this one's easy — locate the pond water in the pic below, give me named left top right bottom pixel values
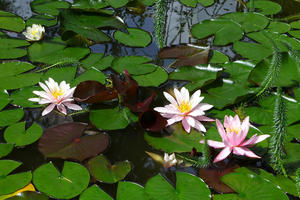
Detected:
left=0, top=0, right=300, bottom=200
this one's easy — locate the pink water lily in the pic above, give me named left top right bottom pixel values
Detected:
left=29, top=78, right=82, bottom=116
left=201, top=115, right=270, bottom=163
left=154, top=87, right=213, bottom=133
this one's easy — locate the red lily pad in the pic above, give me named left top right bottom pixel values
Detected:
left=158, top=45, right=210, bottom=68
left=73, top=81, right=118, bottom=103
left=126, top=91, right=156, bottom=113
left=38, top=122, right=109, bottom=161
left=198, top=164, right=239, bottom=193
left=139, top=110, right=167, bottom=132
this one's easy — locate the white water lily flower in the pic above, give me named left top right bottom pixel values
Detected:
left=29, top=78, right=82, bottom=116
left=154, top=87, right=214, bottom=133
left=163, top=153, right=177, bottom=168
left=23, top=24, right=45, bottom=41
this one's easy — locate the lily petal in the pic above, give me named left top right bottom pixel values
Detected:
left=64, top=102, right=82, bottom=110
left=163, top=92, right=178, bottom=106
left=200, top=140, right=225, bottom=149
left=182, top=117, right=191, bottom=133
left=241, top=134, right=270, bottom=146
left=42, top=103, right=56, bottom=116
left=233, top=147, right=260, bottom=158
left=167, top=115, right=183, bottom=126
left=213, top=147, right=232, bottom=163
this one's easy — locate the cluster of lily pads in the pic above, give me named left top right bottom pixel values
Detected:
left=0, top=0, right=300, bottom=200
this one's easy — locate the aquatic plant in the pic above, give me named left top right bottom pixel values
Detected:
left=22, top=24, right=45, bottom=41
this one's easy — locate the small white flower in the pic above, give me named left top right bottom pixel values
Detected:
left=163, top=153, right=177, bottom=168
left=23, top=24, right=45, bottom=41
left=29, top=78, right=82, bottom=116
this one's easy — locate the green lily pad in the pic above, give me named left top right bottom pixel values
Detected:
left=88, top=155, right=131, bottom=184
left=106, top=0, right=129, bottom=8
left=144, top=124, right=205, bottom=153
left=0, top=36, right=30, bottom=59
left=191, top=19, right=243, bottom=46
left=0, top=73, right=42, bottom=90
left=290, top=20, right=300, bottom=29
left=145, top=171, right=211, bottom=200
left=5, top=191, right=49, bottom=200
left=0, top=62, right=35, bottom=78
left=33, top=161, right=90, bottom=199
left=247, top=1, right=282, bottom=15
left=117, top=182, right=147, bottom=200
left=169, top=64, right=218, bottom=91
left=111, top=56, right=155, bottom=75
left=0, top=11, right=25, bottom=32
left=0, top=90, right=10, bottom=110
left=114, top=28, right=152, bottom=47
left=80, top=185, right=112, bottom=200
left=26, top=14, right=57, bottom=27
left=10, top=86, right=42, bottom=108
left=213, top=194, right=241, bottom=200
left=81, top=53, right=114, bottom=70
left=289, top=30, right=300, bottom=39
left=90, top=107, right=138, bottom=130
left=283, top=142, right=300, bottom=175
left=72, top=0, right=108, bottom=10
left=28, top=37, right=90, bottom=64
left=132, top=67, right=168, bottom=87
left=0, top=160, right=32, bottom=196
left=267, top=22, right=291, bottom=34
left=180, top=0, right=214, bottom=7
left=0, top=143, right=14, bottom=158
left=73, top=68, right=106, bottom=85
left=4, top=122, right=43, bottom=147
left=41, top=66, right=77, bottom=83
left=221, top=12, right=269, bottom=33
left=0, top=109, right=24, bottom=128
left=221, top=171, right=289, bottom=200
left=210, top=50, right=229, bottom=64
left=31, top=0, right=70, bottom=16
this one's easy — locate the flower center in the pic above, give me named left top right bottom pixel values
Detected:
left=52, top=88, right=64, bottom=99
left=32, top=30, right=37, bottom=36
left=226, top=127, right=241, bottom=134
left=178, top=101, right=192, bottom=114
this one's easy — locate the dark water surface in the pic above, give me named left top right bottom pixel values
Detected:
left=1, top=0, right=300, bottom=199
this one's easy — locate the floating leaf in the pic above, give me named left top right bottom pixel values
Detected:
left=0, top=62, right=35, bottom=78
left=28, top=37, right=90, bottom=64
left=38, top=122, right=109, bottom=161
left=73, top=81, right=117, bottom=103
left=0, top=73, right=42, bottom=90
left=81, top=53, right=114, bottom=70
left=80, top=185, right=112, bottom=200
left=210, top=50, right=229, bottom=64
left=144, top=123, right=205, bottom=153
left=4, top=122, right=42, bottom=147
left=33, top=161, right=90, bottom=199
left=159, top=45, right=210, bottom=68
left=26, top=14, right=57, bottom=27
left=139, top=110, right=167, bottom=132
left=221, top=12, right=269, bottom=33
left=132, top=67, right=168, bottom=87
left=0, top=160, right=32, bottom=196
left=0, top=35, right=29, bottom=59
left=73, top=69, right=106, bottom=85
left=191, top=19, right=243, bottom=46
left=72, top=0, right=108, bottom=10
left=31, top=0, right=70, bottom=16
left=145, top=171, right=211, bottom=200
left=0, top=184, right=35, bottom=200
left=88, top=155, right=131, bottom=184
left=90, top=107, right=138, bottom=130
left=246, top=1, right=282, bottom=15
left=267, top=22, right=291, bottom=34
left=221, top=171, right=289, bottom=200
left=0, top=143, right=13, bottom=158
left=0, top=11, right=25, bottom=32
left=114, top=28, right=152, bottom=47
left=10, top=86, right=42, bottom=108
left=5, top=191, right=48, bottom=200
left=0, top=109, right=24, bottom=128
left=106, top=0, right=129, bottom=8
left=0, top=90, right=10, bottom=110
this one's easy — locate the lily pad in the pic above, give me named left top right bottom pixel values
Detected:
left=28, top=37, right=90, bottom=64
left=33, top=161, right=90, bottom=199
left=5, top=191, right=49, bottom=200
left=0, top=109, right=24, bottom=128
left=0, top=90, right=10, bottom=110
left=132, top=67, right=168, bottom=87
left=0, top=11, right=25, bottom=32
left=0, top=160, right=32, bottom=196
left=88, top=155, right=131, bottom=184
left=10, top=86, right=42, bottom=108
left=80, top=185, right=112, bottom=200
left=117, top=182, right=147, bottom=200
left=4, top=122, right=42, bottom=147
left=0, top=143, right=14, bottom=158
left=38, top=122, right=109, bottom=161
left=73, top=69, right=106, bottom=85
left=0, top=36, right=30, bottom=59
left=90, top=107, right=138, bottom=130
left=267, top=22, right=291, bottom=34
left=191, top=19, right=243, bottom=46
left=0, top=62, right=35, bottom=78
left=31, top=0, right=70, bottom=16
left=106, top=0, right=129, bottom=8
left=81, top=53, right=114, bottom=70
left=0, top=73, right=41, bottom=90
left=26, top=14, right=57, bottom=27
left=210, top=50, right=229, bottom=64
left=114, top=28, right=152, bottom=47
left=246, top=1, right=282, bottom=15
left=145, top=171, right=211, bottom=200
left=42, top=66, right=77, bottom=83
left=144, top=123, right=205, bottom=153
left=221, top=12, right=269, bottom=33
left=221, top=171, right=289, bottom=200
left=72, top=0, right=108, bottom=10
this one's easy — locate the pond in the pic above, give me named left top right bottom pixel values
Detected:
left=0, top=0, right=300, bottom=199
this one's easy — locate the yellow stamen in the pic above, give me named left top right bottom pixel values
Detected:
left=226, top=127, right=241, bottom=134
left=178, top=101, right=192, bottom=114
left=52, top=88, right=64, bottom=99
left=32, top=30, right=37, bottom=36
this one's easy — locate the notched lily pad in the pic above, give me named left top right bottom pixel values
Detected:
left=88, top=155, right=131, bottom=184
left=114, top=28, right=152, bottom=47
left=38, top=122, right=110, bottom=161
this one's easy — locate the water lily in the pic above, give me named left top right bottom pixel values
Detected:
left=29, top=78, right=82, bottom=116
left=201, top=115, right=270, bottom=163
left=154, top=87, right=213, bottom=133
left=23, top=24, right=45, bottom=41
left=163, top=153, right=177, bottom=168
